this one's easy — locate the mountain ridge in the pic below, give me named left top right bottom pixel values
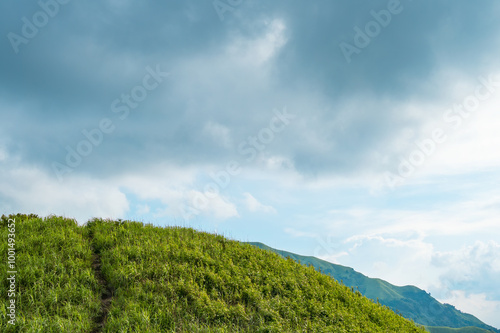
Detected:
left=246, top=242, right=499, bottom=333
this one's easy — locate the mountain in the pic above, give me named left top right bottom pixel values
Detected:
left=425, top=327, right=495, bottom=333
left=247, top=242, right=499, bottom=333
left=1, top=214, right=426, bottom=332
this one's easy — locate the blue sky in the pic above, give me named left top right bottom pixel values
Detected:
left=2, top=0, right=500, bottom=328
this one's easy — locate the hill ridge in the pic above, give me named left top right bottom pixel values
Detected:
left=1, top=214, right=426, bottom=332
left=246, top=242, right=499, bottom=333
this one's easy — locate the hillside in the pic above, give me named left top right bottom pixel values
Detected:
left=247, top=243, right=499, bottom=333
left=1, top=214, right=426, bottom=332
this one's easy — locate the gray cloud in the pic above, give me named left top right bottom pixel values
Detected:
left=1, top=0, right=500, bottom=181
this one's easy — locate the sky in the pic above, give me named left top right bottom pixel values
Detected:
left=1, top=0, right=500, bottom=328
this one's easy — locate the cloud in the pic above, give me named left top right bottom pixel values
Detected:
left=312, top=231, right=500, bottom=327
left=0, top=158, right=129, bottom=224
left=182, top=190, right=239, bottom=220
left=438, top=291, right=500, bottom=329
left=432, top=241, right=500, bottom=299
left=336, top=234, right=436, bottom=289
left=116, top=164, right=239, bottom=221
left=288, top=194, right=500, bottom=319
left=2, top=1, right=500, bottom=182
left=203, top=121, right=233, bottom=149
left=226, top=18, right=287, bottom=66
left=243, top=192, right=276, bottom=214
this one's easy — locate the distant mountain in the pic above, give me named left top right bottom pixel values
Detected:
left=426, top=327, right=495, bottom=333
left=247, top=242, right=499, bottom=333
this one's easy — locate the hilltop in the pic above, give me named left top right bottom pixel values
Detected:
left=1, top=214, right=426, bottom=332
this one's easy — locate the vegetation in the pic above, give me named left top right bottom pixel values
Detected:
left=0, top=214, right=101, bottom=332
left=1, top=214, right=428, bottom=332
left=247, top=242, right=499, bottom=333
left=425, top=327, right=494, bottom=333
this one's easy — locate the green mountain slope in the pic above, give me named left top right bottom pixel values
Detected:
left=247, top=242, right=499, bottom=333
left=426, top=327, right=494, bottom=333
left=2, top=214, right=426, bottom=332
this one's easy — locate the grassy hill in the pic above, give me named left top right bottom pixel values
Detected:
left=0, top=214, right=427, bottom=332
left=247, top=243, right=499, bottom=333
left=1, top=214, right=101, bottom=332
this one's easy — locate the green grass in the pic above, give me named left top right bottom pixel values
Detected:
left=2, top=214, right=428, bottom=332
left=0, top=214, right=101, bottom=332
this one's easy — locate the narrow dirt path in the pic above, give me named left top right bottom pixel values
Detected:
left=91, top=249, right=113, bottom=332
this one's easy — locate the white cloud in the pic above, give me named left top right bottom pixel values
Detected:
left=0, top=159, right=242, bottom=224
left=227, top=18, right=287, bottom=66
left=284, top=194, right=500, bottom=328
left=117, top=165, right=239, bottom=221
left=243, top=192, right=276, bottom=214
left=203, top=121, right=233, bottom=148
left=320, top=193, right=500, bottom=241
left=432, top=241, right=500, bottom=299
left=439, top=291, right=500, bottom=329
left=376, top=72, right=500, bottom=189
left=0, top=162, right=129, bottom=224
left=420, top=87, right=500, bottom=177
left=311, top=232, right=500, bottom=328
left=333, top=234, right=436, bottom=289
left=183, top=189, right=239, bottom=220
